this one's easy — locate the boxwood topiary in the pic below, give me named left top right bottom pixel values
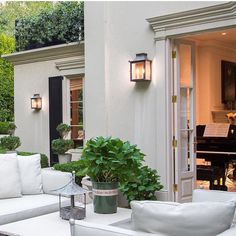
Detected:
left=52, top=139, right=74, bottom=155
left=0, top=136, right=21, bottom=150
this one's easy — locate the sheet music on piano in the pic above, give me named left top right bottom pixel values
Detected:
left=203, top=123, right=230, bottom=137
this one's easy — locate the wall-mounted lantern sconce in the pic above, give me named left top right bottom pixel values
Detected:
left=129, top=53, right=152, bottom=82
left=31, top=94, right=42, bottom=110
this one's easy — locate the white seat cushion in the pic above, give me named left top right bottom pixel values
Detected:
left=17, top=154, right=43, bottom=194
left=131, top=201, right=236, bottom=236
left=0, top=154, right=22, bottom=199
left=0, top=194, right=69, bottom=225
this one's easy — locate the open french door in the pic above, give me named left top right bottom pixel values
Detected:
left=172, top=40, right=196, bottom=202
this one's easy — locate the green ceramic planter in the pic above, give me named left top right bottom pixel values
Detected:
left=92, top=182, right=118, bottom=214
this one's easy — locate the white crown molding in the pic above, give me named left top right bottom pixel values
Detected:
left=147, top=2, right=236, bottom=41
left=2, top=42, right=84, bottom=65
left=55, top=56, right=85, bottom=71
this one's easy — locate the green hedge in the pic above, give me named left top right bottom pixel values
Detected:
left=15, top=2, right=84, bottom=51
left=53, top=161, right=83, bottom=185
left=0, top=34, right=15, bottom=121
left=0, top=122, right=10, bottom=134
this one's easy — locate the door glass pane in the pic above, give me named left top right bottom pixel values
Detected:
left=180, top=88, right=189, bottom=171
left=180, top=44, right=191, bottom=87
left=179, top=43, right=194, bottom=172
left=70, top=78, right=84, bottom=148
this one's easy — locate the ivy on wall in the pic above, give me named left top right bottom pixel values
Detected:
left=0, top=34, right=15, bottom=121
left=15, top=2, right=84, bottom=51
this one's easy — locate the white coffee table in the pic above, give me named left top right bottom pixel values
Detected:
left=0, top=204, right=131, bottom=236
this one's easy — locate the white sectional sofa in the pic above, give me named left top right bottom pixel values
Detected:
left=0, top=153, right=71, bottom=225
left=70, top=189, right=236, bottom=236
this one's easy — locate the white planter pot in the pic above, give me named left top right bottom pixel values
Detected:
left=6, top=150, right=17, bottom=154
left=58, top=153, right=72, bottom=164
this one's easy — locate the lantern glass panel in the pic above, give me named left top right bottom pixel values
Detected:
left=132, top=61, right=145, bottom=80
left=31, top=97, right=42, bottom=109
left=145, top=61, right=151, bottom=81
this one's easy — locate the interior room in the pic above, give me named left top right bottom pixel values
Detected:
left=183, top=28, right=236, bottom=191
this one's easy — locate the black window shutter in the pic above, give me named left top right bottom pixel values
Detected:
left=49, top=76, right=63, bottom=165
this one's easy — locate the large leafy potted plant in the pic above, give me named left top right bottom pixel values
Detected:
left=78, top=136, right=144, bottom=214
left=51, top=123, right=74, bottom=164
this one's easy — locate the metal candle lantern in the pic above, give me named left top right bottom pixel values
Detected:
left=31, top=94, right=42, bottom=110
left=53, top=171, right=89, bottom=220
left=129, top=53, right=152, bottom=82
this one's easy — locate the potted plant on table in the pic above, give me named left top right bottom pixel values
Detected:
left=77, top=136, right=144, bottom=214
left=52, top=123, right=74, bottom=164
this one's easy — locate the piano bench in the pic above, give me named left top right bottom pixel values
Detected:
left=197, top=165, right=222, bottom=190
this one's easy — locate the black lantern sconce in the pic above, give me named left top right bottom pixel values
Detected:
left=129, top=53, right=152, bottom=82
left=31, top=94, right=42, bottom=110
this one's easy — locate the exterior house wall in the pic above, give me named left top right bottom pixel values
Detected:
left=3, top=43, right=84, bottom=160
left=84, top=1, right=222, bottom=198
left=14, top=61, right=58, bottom=157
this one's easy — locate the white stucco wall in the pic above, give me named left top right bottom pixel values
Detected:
left=14, top=61, right=58, bottom=156
left=84, top=1, right=222, bottom=197
left=3, top=43, right=84, bottom=159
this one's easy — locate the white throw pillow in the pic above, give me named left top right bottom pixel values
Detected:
left=0, top=154, right=22, bottom=198
left=131, top=201, right=236, bottom=236
left=17, top=154, right=43, bottom=194
left=193, top=189, right=236, bottom=226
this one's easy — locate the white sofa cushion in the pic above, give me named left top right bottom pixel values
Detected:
left=41, top=168, right=71, bottom=195
left=17, top=154, right=43, bottom=194
left=72, top=221, right=161, bottom=236
left=193, top=189, right=236, bottom=226
left=0, top=154, right=22, bottom=199
left=217, top=225, right=236, bottom=236
left=131, top=201, right=236, bottom=236
left=0, top=194, right=69, bottom=225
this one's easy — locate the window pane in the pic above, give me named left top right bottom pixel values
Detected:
left=70, top=78, right=84, bottom=148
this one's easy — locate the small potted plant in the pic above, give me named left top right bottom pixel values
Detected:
left=78, top=136, right=144, bottom=214
left=52, top=123, right=74, bottom=164
left=0, top=135, right=21, bottom=153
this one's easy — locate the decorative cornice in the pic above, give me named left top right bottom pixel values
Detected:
left=2, top=42, right=84, bottom=65
left=147, top=2, right=236, bottom=40
left=55, top=56, right=85, bottom=71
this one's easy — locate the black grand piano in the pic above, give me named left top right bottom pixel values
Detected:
left=197, top=124, right=236, bottom=191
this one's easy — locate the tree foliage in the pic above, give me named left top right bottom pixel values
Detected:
left=15, top=2, right=84, bottom=51
left=0, top=1, right=54, bottom=36
left=0, top=34, right=15, bottom=121
left=0, top=1, right=54, bottom=121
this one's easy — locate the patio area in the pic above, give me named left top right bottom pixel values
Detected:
left=1, top=1, right=236, bottom=236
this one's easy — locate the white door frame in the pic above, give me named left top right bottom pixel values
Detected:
left=147, top=2, right=236, bottom=201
